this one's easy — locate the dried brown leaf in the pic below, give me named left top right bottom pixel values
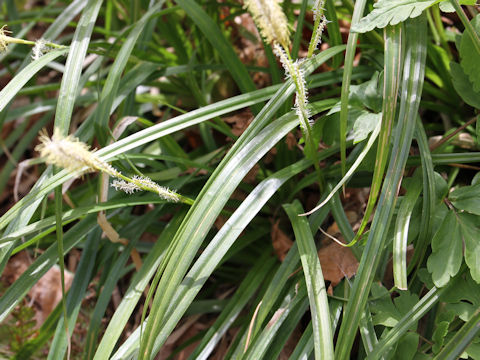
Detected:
left=271, top=220, right=293, bottom=261
left=318, top=241, right=358, bottom=288
left=2, top=251, right=74, bottom=326
left=224, top=109, right=253, bottom=137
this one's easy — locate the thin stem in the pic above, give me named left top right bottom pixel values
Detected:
left=430, top=116, right=478, bottom=151
left=432, top=5, right=453, bottom=59
left=54, top=183, right=71, bottom=360
left=4, top=35, right=67, bottom=49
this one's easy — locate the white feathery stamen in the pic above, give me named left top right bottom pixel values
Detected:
left=35, top=128, right=120, bottom=177
left=273, top=43, right=312, bottom=132
left=311, top=16, right=329, bottom=51
left=32, top=38, right=48, bottom=60
left=0, top=25, right=11, bottom=53
left=132, top=176, right=180, bottom=202
left=293, top=62, right=312, bottom=129
left=111, top=180, right=140, bottom=194
left=313, top=0, right=325, bottom=22
left=244, top=0, right=290, bottom=48
left=309, top=0, right=329, bottom=54
left=273, top=43, right=291, bottom=77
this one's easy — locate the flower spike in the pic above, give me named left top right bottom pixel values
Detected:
left=244, top=0, right=290, bottom=49
left=35, top=128, right=120, bottom=177
left=0, top=25, right=11, bottom=52
left=273, top=43, right=312, bottom=132
left=307, top=0, right=329, bottom=56
left=112, top=176, right=180, bottom=202
left=36, top=128, right=184, bottom=204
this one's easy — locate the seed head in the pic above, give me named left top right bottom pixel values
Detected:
left=244, top=0, right=290, bottom=49
left=273, top=44, right=312, bottom=131
left=312, top=0, right=326, bottom=22
left=111, top=180, right=140, bottom=194
left=0, top=25, right=11, bottom=53
left=307, top=0, right=329, bottom=56
left=112, top=176, right=180, bottom=202
left=35, top=128, right=120, bottom=177
left=310, top=16, right=329, bottom=52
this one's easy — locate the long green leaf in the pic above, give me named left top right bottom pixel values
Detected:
left=94, top=0, right=165, bottom=144
left=42, top=0, right=87, bottom=40
left=351, top=24, right=404, bottom=244
left=393, top=174, right=422, bottom=289
left=284, top=200, right=334, bottom=360
left=408, top=117, right=437, bottom=273
left=53, top=0, right=102, bottom=134
left=339, top=0, right=368, bottom=178
left=393, top=177, right=422, bottom=290
left=187, top=254, right=276, bottom=360
left=359, top=305, right=381, bottom=357
left=243, top=283, right=309, bottom=360
left=138, top=111, right=301, bottom=359
left=335, top=15, right=428, bottom=359
left=92, top=210, right=184, bottom=360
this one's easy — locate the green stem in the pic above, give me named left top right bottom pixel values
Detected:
left=432, top=5, right=453, bottom=60
left=4, top=35, right=68, bottom=50
left=339, top=0, right=368, bottom=180
left=54, top=183, right=71, bottom=359
left=427, top=8, right=441, bottom=45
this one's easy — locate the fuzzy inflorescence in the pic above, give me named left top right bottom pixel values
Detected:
left=244, top=0, right=290, bottom=49
left=312, top=0, right=326, bottom=21
left=111, top=179, right=139, bottom=194
left=32, top=38, right=49, bottom=60
left=0, top=25, right=11, bottom=52
left=35, top=129, right=120, bottom=177
left=309, top=0, right=330, bottom=54
left=112, top=176, right=180, bottom=202
left=273, top=43, right=312, bottom=132
left=36, top=129, right=181, bottom=203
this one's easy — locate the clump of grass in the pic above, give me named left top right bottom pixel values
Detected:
left=0, top=1, right=479, bottom=360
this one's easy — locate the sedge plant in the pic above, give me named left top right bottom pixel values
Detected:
left=0, top=1, right=479, bottom=360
